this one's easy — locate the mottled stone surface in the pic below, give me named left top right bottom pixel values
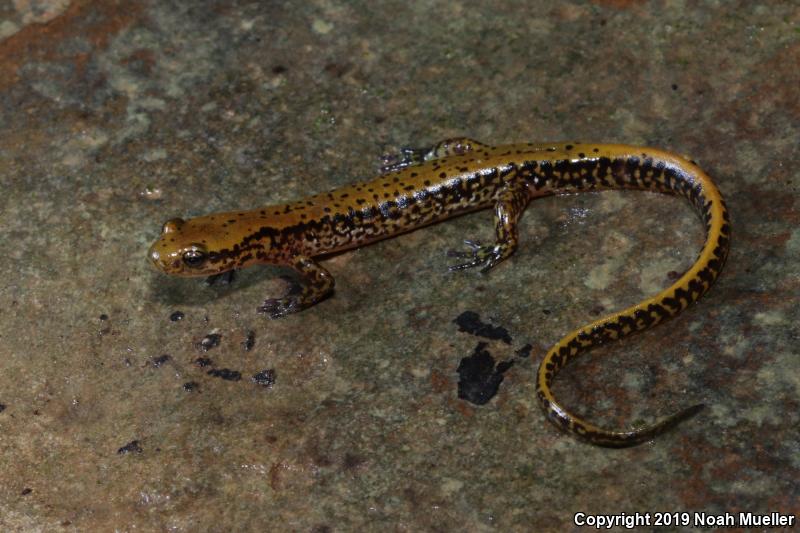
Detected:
left=0, top=1, right=798, bottom=530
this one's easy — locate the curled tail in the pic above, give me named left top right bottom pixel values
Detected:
left=535, top=147, right=731, bottom=447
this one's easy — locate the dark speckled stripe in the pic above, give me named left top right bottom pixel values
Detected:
left=149, top=139, right=730, bottom=447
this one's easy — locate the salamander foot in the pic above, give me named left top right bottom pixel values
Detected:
left=379, top=146, right=428, bottom=173
left=447, top=240, right=507, bottom=273
left=257, top=297, right=301, bottom=319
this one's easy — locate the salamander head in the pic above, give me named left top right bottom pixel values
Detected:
left=148, top=215, right=269, bottom=276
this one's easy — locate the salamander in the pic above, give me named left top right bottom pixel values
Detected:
left=148, top=138, right=730, bottom=447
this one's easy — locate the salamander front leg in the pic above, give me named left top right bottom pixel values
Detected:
left=448, top=181, right=531, bottom=273
left=380, top=137, right=488, bottom=173
left=257, top=256, right=335, bottom=318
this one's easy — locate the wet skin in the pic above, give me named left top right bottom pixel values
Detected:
left=149, top=138, right=730, bottom=447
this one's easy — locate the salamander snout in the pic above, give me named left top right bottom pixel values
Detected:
left=148, top=240, right=176, bottom=273
left=148, top=237, right=212, bottom=275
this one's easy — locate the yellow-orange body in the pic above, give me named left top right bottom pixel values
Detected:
left=149, top=138, right=730, bottom=447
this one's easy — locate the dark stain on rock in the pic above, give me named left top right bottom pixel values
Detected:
left=242, top=330, right=255, bottom=351
left=207, top=368, right=241, bottom=381
left=453, top=311, right=512, bottom=344
left=457, top=342, right=515, bottom=405
left=151, top=354, right=170, bottom=367
left=199, top=333, right=222, bottom=351
left=515, top=343, right=533, bottom=358
left=342, top=452, right=366, bottom=471
left=117, top=440, right=143, bottom=455
left=252, top=369, right=276, bottom=387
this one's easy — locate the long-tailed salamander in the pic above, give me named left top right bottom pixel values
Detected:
left=148, top=138, right=730, bottom=447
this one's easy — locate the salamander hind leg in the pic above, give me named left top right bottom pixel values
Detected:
left=448, top=181, right=531, bottom=273
left=380, top=137, right=487, bottom=173
left=257, top=256, right=335, bottom=318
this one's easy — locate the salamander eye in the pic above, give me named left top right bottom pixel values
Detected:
left=162, top=218, right=185, bottom=234
left=182, top=245, right=207, bottom=268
